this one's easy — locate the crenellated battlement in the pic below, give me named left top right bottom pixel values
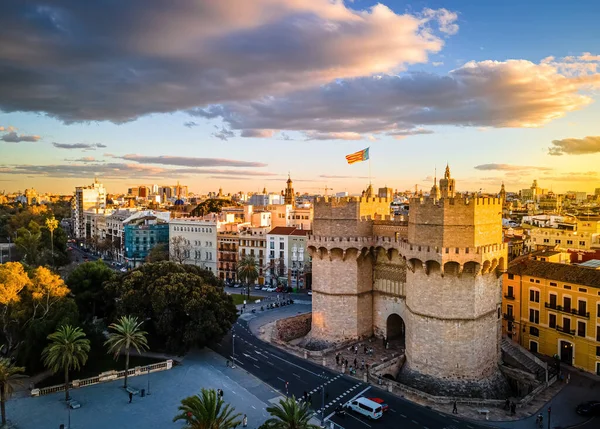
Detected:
left=315, top=196, right=392, bottom=205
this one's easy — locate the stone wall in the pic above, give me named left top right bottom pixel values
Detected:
left=276, top=313, right=312, bottom=342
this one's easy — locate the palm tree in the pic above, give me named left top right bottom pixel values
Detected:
left=263, top=396, right=319, bottom=429
left=42, top=325, right=90, bottom=402
left=0, top=357, right=25, bottom=425
left=237, top=255, right=259, bottom=299
left=104, top=316, right=149, bottom=388
left=173, top=388, right=241, bottom=429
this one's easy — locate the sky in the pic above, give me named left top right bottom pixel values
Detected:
left=1, top=0, right=600, bottom=196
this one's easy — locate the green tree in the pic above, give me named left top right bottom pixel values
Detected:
left=173, top=388, right=241, bottom=429
left=15, top=221, right=41, bottom=266
left=146, top=242, right=169, bottom=263
left=0, top=357, right=25, bottom=426
left=237, top=255, right=259, bottom=299
left=106, top=262, right=236, bottom=353
left=66, top=260, right=116, bottom=320
left=104, top=316, right=149, bottom=388
left=41, top=325, right=90, bottom=401
left=263, top=397, right=319, bottom=429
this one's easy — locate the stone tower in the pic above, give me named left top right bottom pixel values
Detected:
left=439, top=163, right=455, bottom=198
left=499, top=182, right=506, bottom=202
left=308, top=168, right=508, bottom=395
left=284, top=174, right=295, bottom=206
left=430, top=170, right=440, bottom=200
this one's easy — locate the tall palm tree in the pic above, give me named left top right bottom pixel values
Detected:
left=42, top=325, right=90, bottom=402
left=263, top=396, right=319, bottom=429
left=0, top=357, right=25, bottom=425
left=173, top=388, right=241, bottom=429
left=104, top=316, right=149, bottom=388
left=237, top=255, right=259, bottom=299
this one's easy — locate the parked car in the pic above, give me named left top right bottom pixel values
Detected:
left=307, top=291, right=313, bottom=295
left=576, top=401, right=600, bottom=416
left=233, top=283, right=240, bottom=288
left=254, top=285, right=262, bottom=290
left=261, top=286, right=269, bottom=291
left=266, top=287, right=277, bottom=292
left=367, top=397, right=389, bottom=412
left=275, top=287, right=283, bottom=292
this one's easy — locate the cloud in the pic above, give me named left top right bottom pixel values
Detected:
left=65, top=156, right=101, bottom=163
left=474, top=164, right=553, bottom=171
left=119, top=154, right=267, bottom=168
left=183, top=121, right=199, bottom=128
left=432, top=62, right=443, bottom=67
left=305, top=131, right=363, bottom=141
left=240, top=129, right=275, bottom=138
left=387, top=128, right=434, bottom=139
left=0, top=163, right=276, bottom=179
left=0, top=1, right=455, bottom=123
left=52, top=142, right=106, bottom=150
left=1, top=131, right=41, bottom=142
left=192, top=58, right=600, bottom=137
left=279, top=132, right=293, bottom=141
left=212, top=126, right=235, bottom=141
left=547, top=136, right=600, bottom=156
left=542, top=171, right=598, bottom=182
left=579, top=52, right=600, bottom=62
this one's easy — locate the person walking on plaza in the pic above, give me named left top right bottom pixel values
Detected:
left=361, top=359, right=365, bottom=370
left=335, top=354, right=340, bottom=365
left=129, top=391, right=133, bottom=403
left=353, top=358, right=357, bottom=368
left=510, top=402, right=516, bottom=415
left=452, top=401, right=458, bottom=414
left=243, top=414, right=247, bottom=427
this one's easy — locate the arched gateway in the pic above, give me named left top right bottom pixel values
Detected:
left=386, top=313, right=405, bottom=345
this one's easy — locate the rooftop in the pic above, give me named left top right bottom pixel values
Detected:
left=507, top=259, right=600, bottom=288
left=577, top=259, right=600, bottom=269
left=268, top=226, right=311, bottom=236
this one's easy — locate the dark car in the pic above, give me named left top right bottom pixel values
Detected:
left=576, top=401, right=600, bottom=416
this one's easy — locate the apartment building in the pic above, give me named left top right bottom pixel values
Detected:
left=168, top=218, right=217, bottom=273
left=123, top=211, right=170, bottom=268
left=72, top=179, right=107, bottom=239
left=217, top=224, right=240, bottom=283
left=238, top=226, right=269, bottom=285
left=502, top=258, right=600, bottom=375
left=266, top=226, right=311, bottom=288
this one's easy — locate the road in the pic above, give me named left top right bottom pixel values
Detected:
left=212, top=312, right=489, bottom=429
left=224, top=285, right=312, bottom=303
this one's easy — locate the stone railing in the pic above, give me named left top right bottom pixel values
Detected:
left=31, top=360, right=173, bottom=397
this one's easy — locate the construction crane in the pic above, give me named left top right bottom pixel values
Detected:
left=323, top=186, right=333, bottom=196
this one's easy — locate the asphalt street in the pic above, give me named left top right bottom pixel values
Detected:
left=212, top=311, right=491, bottom=429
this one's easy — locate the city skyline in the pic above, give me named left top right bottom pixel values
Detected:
left=1, top=0, right=600, bottom=194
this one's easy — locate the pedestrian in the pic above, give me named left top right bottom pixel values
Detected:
left=510, top=402, right=516, bottom=415
left=567, top=373, right=571, bottom=384
left=364, top=346, right=367, bottom=354
left=242, top=414, right=247, bottom=427
left=382, top=337, right=386, bottom=347
left=504, top=398, right=510, bottom=411
left=354, top=346, right=358, bottom=355
left=335, top=354, right=339, bottom=365
left=354, top=358, right=357, bottom=368
left=344, top=359, right=348, bottom=367
left=129, top=391, right=133, bottom=403
left=226, top=359, right=230, bottom=368
left=366, top=363, right=369, bottom=372
left=452, top=401, right=458, bottom=414
left=361, top=359, right=365, bottom=370
left=378, top=375, right=382, bottom=385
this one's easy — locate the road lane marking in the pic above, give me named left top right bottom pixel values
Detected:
left=400, top=414, right=406, bottom=418
left=412, top=420, right=418, bottom=424
left=242, top=353, right=258, bottom=362
left=254, top=364, right=260, bottom=368
left=277, top=377, right=286, bottom=382
left=266, top=352, right=324, bottom=377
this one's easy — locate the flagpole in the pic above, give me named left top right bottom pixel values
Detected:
left=368, top=147, right=372, bottom=186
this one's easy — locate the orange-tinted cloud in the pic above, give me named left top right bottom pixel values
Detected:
left=548, top=136, right=600, bottom=156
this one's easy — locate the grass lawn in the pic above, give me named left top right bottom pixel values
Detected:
left=37, top=354, right=165, bottom=388
left=230, top=294, right=262, bottom=306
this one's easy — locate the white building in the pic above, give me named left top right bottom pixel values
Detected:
left=266, top=226, right=311, bottom=288
left=169, top=218, right=217, bottom=273
left=106, top=208, right=142, bottom=262
left=72, top=179, right=107, bottom=239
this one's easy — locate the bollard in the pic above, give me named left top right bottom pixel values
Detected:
left=322, top=358, right=326, bottom=366
left=304, top=350, right=308, bottom=359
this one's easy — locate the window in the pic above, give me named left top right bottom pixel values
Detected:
left=529, top=326, right=539, bottom=336
left=508, top=273, right=514, bottom=280
left=578, top=321, right=586, bottom=337
left=549, top=282, right=557, bottom=287
left=579, top=288, right=587, bottom=293
left=598, top=303, right=600, bottom=316
left=564, top=285, right=571, bottom=290
left=279, top=242, right=284, bottom=250
left=507, top=304, right=513, bottom=316
left=597, top=326, right=600, bottom=342
left=563, top=317, right=571, bottom=332
left=596, top=346, right=600, bottom=357
left=564, top=297, right=572, bottom=311
left=549, top=313, right=556, bottom=329
left=578, top=300, right=587, bottom=316
left=529, top=309, right=539, bottom=324
left=555, top=240, right=561, bottom=244
left=597, top=363, right=600, bottom=377
left=529, top=289, right=540, bottom=303
left=270, top=242, right=274, bottom=249
left=507, top=286, right=514, bottom=298
left=549, top=294, right=557, bottom=308
left=543, top=239, right=549, bottom=243
left=567, top=240, right=573, bottom=245
left=579, top=241, right=585, bottom=246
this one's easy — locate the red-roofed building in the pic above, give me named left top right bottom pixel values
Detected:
left=266, top=226, right=312, bottom=289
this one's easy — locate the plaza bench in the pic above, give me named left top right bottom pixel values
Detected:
left=477, top=409, right=489, bottom=420
left=126, top=386, right=139, bottom=396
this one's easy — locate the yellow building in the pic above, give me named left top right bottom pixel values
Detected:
left=502, top=259, right=600, bottom=375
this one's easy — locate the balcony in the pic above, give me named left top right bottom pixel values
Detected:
left=556, top=326, right=575, bottom=335
left=503, top=294, right=516, bottom=300
left=503, top=313, right=515, bottom=321
left=544, top=303, right=589, bottom=319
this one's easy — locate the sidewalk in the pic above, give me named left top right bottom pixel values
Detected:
left=5, top=348, right=277, bottom=429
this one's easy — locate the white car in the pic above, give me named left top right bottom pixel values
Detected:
left=261, top=286, right=269, bottom=291
left=254, top=285, right=262, bottom=290
left=266, top=287, right=277, bottom=292
left=233, top=283, right=241, bottom=288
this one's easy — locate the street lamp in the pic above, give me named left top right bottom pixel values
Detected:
left=231, top=333, right=236, bottom=368
left=320, top=378, right=326, bottom=427
left=147, top=366, right=151, bottom=396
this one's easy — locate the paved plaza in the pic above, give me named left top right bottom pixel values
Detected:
left=6, top=348, right=278, bottom=429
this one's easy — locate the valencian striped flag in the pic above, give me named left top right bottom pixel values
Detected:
left=345, top=147, right=370, bottom=164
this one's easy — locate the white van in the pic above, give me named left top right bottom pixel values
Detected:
left=345, top=397, right=383, bottom=420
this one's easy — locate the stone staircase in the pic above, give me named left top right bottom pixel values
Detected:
left=501, top=337, right=547, bottom=382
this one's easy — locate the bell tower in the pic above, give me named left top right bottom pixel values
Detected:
left=430, top=168, right=440, bottom=200
left=439, top=163, right=455, bottom=199
left=284, top=174, right=295, bottom=206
